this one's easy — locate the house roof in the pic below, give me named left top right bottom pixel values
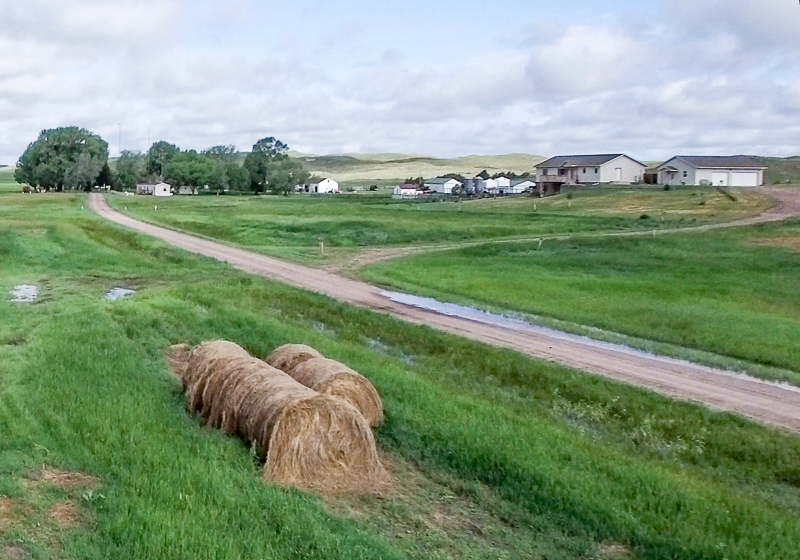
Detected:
left=511, top=179, right=536, bottom=186
left=537, top=154, right=644, bottom=168
left=665, top=156, right=767, bottom=169
left=425, top=177, right=462, bottom=185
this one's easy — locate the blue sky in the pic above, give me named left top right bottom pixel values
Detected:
left=0, top=0, right=798, bottom=163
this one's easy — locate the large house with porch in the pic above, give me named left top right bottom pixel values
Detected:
left=535, top=154, right=647, bottom=195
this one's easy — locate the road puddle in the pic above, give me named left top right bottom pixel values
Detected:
left=106, top=288, right=136, bottom=301
left=10, top=285, right=38, bottom=303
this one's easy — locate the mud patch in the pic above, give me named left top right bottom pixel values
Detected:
left=0, top=545, right=29, bottom=559
left=25, top=468, right=99, bottom=490
left=753, top=236, right=800, bottom=253
left=0, top=497, right=18, bottom=531
left=9, top=285, right=38, bottom=303
left=597, top=543, right=631, bottom=559
left=46, top=502, right=83, bottom=529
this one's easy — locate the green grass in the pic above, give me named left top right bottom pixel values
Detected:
left=361, top=218, right=800, bottom=380
left=4, top=193, right=800, bottom=559
left=0, top=167, right=18, bottom=193
left=106, top=187, right=770, bottom=266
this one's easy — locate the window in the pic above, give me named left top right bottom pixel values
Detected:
left=683, top=171, right=688, bottom=178
left=594, top=167, right=599, bottom=173
left=582, top=168, right=586, bottom=173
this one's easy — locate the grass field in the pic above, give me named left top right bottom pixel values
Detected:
left=106, top=187, right=771, bottom=266
left=362, top=216, right=800, bottom=382
left=0, top=167, right=18, bottom=194
left=3, top=193, right=800, bottom=558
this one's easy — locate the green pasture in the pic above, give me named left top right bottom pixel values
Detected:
left=2, top=194, right=800, bottom=559
left=362, top=217, right=800, bottom=382
left=106, top=187, right=770, bottom=266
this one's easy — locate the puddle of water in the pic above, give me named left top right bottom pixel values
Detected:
left=10, top=285, right=38, bottom=303
left=379, top=290, right=800, bottom=393
left=106, top=288, right=136, bottom=301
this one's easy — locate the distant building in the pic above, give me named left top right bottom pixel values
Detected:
left=535, top=154, right=646, bottom=195
left=308, top=178, right=339, bottom=194
left=424, top=177, right=463, bottom=195
left=136, top=182, right=173, bottom=197
left=393, top=183, right=426, bottom=199
left=508, top=179, right=536, bottom=194
left=178, top=185, right=198, bottom=195
left=657, top=156, right=766, bottom=187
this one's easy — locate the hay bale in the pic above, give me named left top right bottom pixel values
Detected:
left=288, top=357, right=384, bottom=428
left=265, top=344, right=323, bottom=374
left=176, top=341, right=387, bottom=492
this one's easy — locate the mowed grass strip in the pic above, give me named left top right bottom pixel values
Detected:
left=2, top=193, right=800, bottom=558
left=362, top=219, right=800, bottom=379
left=104, top=187, right=766, bottom=266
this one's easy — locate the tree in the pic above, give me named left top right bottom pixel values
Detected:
left=15, top=127, right=109, bottom=191
left=226, top=162, right=250, bottom=192
left=163, top=150, right=213, bottom=189
left=202, top=145, right=237, bottom=161
left=113, top=151, right=146, bottom=191
left=243, top=136, right=307, bottom=194
left=147, top=141, right=180, bottom=178
left=96, top=162, right=113, bottom=188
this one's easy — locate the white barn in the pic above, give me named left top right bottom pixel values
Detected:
left=424, top=177, right=462, bottom=195
left=136, top=182, right=173, bottom=197
left=309, top=178, right=339, bottom=194
left=657, top=156, right=766, bottom=187
left=508, top=179, right=536, bottom=194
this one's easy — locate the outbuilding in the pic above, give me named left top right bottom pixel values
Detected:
left=136, top=182, right=173, bottom=196
left=657, top=156, right=766, bottom=187
left=424, top=177, right=463, bottom=195
left=309, top=178, right=340, bottom=194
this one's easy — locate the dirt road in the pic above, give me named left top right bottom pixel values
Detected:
left=89, top=191, right=800, bottom=432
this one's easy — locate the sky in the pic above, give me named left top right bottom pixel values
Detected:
left=0, top=0, right=799, bottom=163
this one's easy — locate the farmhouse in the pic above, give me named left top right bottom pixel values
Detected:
left=657, top=156, right=766, bottom=187
left=535, top=154, right=647, bottom=195
left=393, top=183, right=427, bottom=199
left=424, top=177, right=463, bottom=195
left=136, top=182, right=173, bottom=196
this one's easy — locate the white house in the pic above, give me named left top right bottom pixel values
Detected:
left=424, top=177, right=463, bottom=195
left=178, top=185, right=198, bottom=195
left=535, top=154, right=646, bottom=195
left=309, top=178, right=339, bottom=194
left=657, top=156, right=766, bottom=187
left=393, top=183, right=426, bottom=199
left=136, top=182, right=173, bottom=197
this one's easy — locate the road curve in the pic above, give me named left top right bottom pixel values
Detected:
left=89, top=193, right=800, bottom=433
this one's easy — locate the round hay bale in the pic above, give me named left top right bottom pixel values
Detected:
left=265, top=344, right=324, bottom=374
left=288, top=357, right=384, bottom=428
left=180, top=341, right=387, bottom=492
left=166, top=344, right=191, bottom=380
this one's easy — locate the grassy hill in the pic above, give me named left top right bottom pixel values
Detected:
left=756, top=156, right=800, bottom=184
left=291, top=153, right=544, bottom=182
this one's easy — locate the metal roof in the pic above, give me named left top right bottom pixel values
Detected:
left=536, top=154, right=644, bottom=168
left=667, top=156, right=766, bottom=169
left=424, top=177, right=462, bottom=184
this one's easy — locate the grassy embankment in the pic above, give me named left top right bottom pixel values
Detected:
left=106, top=186, right=770, bottom=267
left=362, top=209, right=800, bottom=383
left=3, top=193, right=800, bottom=559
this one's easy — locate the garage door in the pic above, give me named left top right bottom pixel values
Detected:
left=731, top=172, right=759, bottom=187
left=711, top=172, right=728, bottom=186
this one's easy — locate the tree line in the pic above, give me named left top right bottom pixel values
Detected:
left=15, top=127, right=310, bottom=195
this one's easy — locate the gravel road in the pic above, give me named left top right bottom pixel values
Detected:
left=89, top=190, right=800, bottom=432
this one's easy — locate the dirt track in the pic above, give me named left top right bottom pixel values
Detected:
left=89, top=191, right=800, bottom=432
